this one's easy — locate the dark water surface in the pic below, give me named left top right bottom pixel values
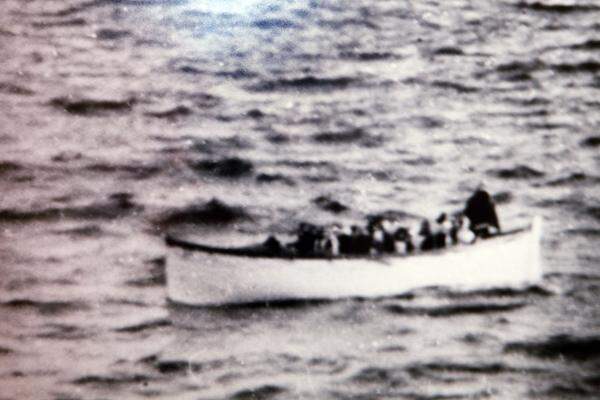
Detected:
left=1, top=0, right=600, bottom=399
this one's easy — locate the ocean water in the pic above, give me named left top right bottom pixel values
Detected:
left=1, top=0, right=600, bottom=399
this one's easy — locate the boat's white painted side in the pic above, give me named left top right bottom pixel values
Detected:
left=167, top=217, right=542, bottom=306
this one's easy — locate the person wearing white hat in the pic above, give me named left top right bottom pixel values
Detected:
left=457, top=215, right=476, bottom=244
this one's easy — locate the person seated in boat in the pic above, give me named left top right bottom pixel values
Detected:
left=464, top=184, right=500, bottom=238
left=448, top=213, right=461, bottom=245
left=456, top=215, right=476, bottom=244
left=293, top=222, right=322, bottom=256
left=417, top=219, right=436, bottom=251
left=369, top=222, right=382, bottom=255
left=263, top=235, right=283, bottom=255
left=337, top=225, right=354, bottom=255
left=431, top=213, right=448, bottom=249
left=368, top=218, right=395, bottom=254
left=408, top=221, right=423, bottom=251
left=351, top=225, right=372, bottom=255
left=370, top=221, right=386, bottom=255
left=434, top=212, right=456, bottom=248
left=380, top=219, right=398, bottom=253
left=319, top=224, right=341, bottom=257
left=393, top=226, right=414, bottom=254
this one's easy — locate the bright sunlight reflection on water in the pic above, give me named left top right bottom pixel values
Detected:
left=163, top=0, right=301, bottom=58
left=188, top=0, right=279, bottom=15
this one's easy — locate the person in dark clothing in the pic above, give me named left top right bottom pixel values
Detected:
left=316, top=224, right=341, bottom=257
left=381, top=230, right=396, bottom=253
left=370, top=223, right=385, bottom=254
left=418, top=219, right=436, bottom=251
left=394, top=227, right=414, bottom=254
left=263, top=235, right=283, bottom=255
left=380, top=220, right=397, bottom=253
left=432, top=213, right=449, bottom=248
left=351, top=225, right=372, bottom=255
left=370, top=220, right=396, bottom=254
left=337, top=228, right=354, bottom=255
left=463, top=185, right=500, bottom=238
left=432, top=231, right=446, bottom=249
left=449, top=214, right=460, bottom=245
left=294, top=222, right=320, bottom=256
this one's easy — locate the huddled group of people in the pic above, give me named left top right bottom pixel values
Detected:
left=264, top=186, right=501, bottom=257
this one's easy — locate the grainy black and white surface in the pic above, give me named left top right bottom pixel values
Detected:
left=1, top=0, right=600, bottom=399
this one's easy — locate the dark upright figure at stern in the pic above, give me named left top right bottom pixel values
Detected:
left=463, top=185, right=500, bottom=238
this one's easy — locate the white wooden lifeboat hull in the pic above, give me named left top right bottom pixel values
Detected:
left=166, top=217, right=542, bottom=306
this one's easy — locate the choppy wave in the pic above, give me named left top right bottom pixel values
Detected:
left=52, top=224, right=104, bottom=237
left=84, top=162, right=162, bottom=179
left=0, top=82, right=35, bottom=95
left=230, top=384, right=287, bottom=400
left=571, top=39, right=600, bottom=50
left=339, top=51, right=398, bottom=61
left=586, top=206, right=600, bottom=221
left=321, top=17, right=379, bottom=30
left=95, top=28, right=131, bottom=40
left=488, top=165, right=545, bottom=179
left=126, top=257, right=166, bottom=287
left=350, top=366, right=399, bottom=384
left=552, top=61, right=600, bottom=74
left=216, top=69, right=258, bottom=80
left=535, top=383, right=597, bottom=398
left=496, top=60, right=544, bottom=74
left=72, top=373, right=154, bottom=387
left=504, top=96, right=551, bottom=107
left=514, top=2, right=600, bottom=13
left=190, top=157, right=254, bottom=178
left=384, top=302, right=527, bottom=317
left=546, top=172, right=600, bottom=186
left=158, top=198, right=251, bottom=227
left=115, top=318, right=171, bottom=333
left=0, top=161, right=22, bottom=174
left=34, top=0, right=105, bottom=18
left=433, top=285, right=553, bottom=299
left=145, top=105, right=192, bottom=119
left=0, top=193, right=143, bottom=223
left=312, top=128, right=375, bottom=145
left=535, top=196, right=587, bottom=210
left=312, top=195, right=348, bottom=213
left=256, top=173, right=295, bottom=186
left=491, top=191, right=512, bottom=204
left=50, top=97, right=135, bottom=115
left=31, top=18, right=87, bottom=28
left=564, top=228, right=600, bottom=237
left=152, top=357, right=227, bottom=374
left=505, top=334, right=600, bottom=361
left=432, top=46, right=465, bottom=56
left=581, top=135, right=600, bottom=147
left=246, top=108, right=266, bottom=119
left=37, top=323, right=91, bottom=340
left=253, top=18, right=297, bottom=30
left=1, top=299, right=87, bottom=315
left=191, top=137, right=252, bottom=154
left=249, top=76, right=359, bottom=92
left=406, top=361, right=539, bottom=377
left=431, top=80, right=479, bottom=93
